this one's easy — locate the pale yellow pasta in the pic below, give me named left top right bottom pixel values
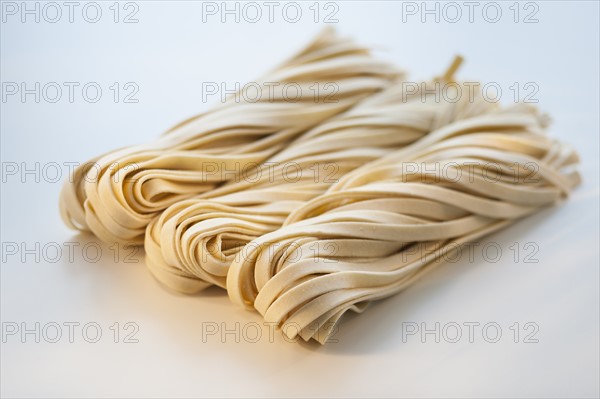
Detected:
left=144, top=62, right=501, bottom=294
left=59, top=28, right=400, bottom=244
left=226, top=108, right=580, bottom=344
left=57, top=27, right=581, bottom=346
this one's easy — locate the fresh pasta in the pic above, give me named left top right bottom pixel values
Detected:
left=59, top=28, right=400, bottom=244
left=144, top=63, right=500, bottom=294
left=225, top=106, right=580, bottom=343
left=56, top=27, right=581, bottom=345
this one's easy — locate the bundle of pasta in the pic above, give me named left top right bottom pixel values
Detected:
left=59, top=28, right=400, bottom=244
left=226, top=107, right=580, bottom=344
left=145, top=62, right=499, bottom=294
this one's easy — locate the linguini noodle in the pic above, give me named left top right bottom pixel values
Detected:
left=56, top=27, right=581, bottom=345
left=144, top=62, right=502, bottom=294
left=59, top=28, right=400, bottom=244
left=225, top=106, right=580, bottom=344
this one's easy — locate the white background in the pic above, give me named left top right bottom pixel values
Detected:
left=1, top=1, right=599, bottom=397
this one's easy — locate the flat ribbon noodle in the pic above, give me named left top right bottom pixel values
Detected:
left=59, top=27, right=401, bottom=244
left=226, top=110, right=580, bottom=344
left=145, top=67, right=502, bottom=293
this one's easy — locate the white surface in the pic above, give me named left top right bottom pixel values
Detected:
left=1, top=1, right=599, bottom=397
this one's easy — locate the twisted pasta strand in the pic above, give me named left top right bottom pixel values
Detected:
left=59, top=28, right=400, bottom=244
left=145, top=67, right=500, bottom=293
left=226, top=108, right=580, bottom=344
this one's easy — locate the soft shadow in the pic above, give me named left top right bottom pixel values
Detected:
left=60, top=204, right=569, bottom=354
left=299, top=205, right=567, bottom=355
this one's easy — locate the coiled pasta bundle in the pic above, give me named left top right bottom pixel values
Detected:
left=59, top=28, right=400, bottom=244
left=145, top=64, right=500, bottom=294
left=226, top=107, right=580, bottom=344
